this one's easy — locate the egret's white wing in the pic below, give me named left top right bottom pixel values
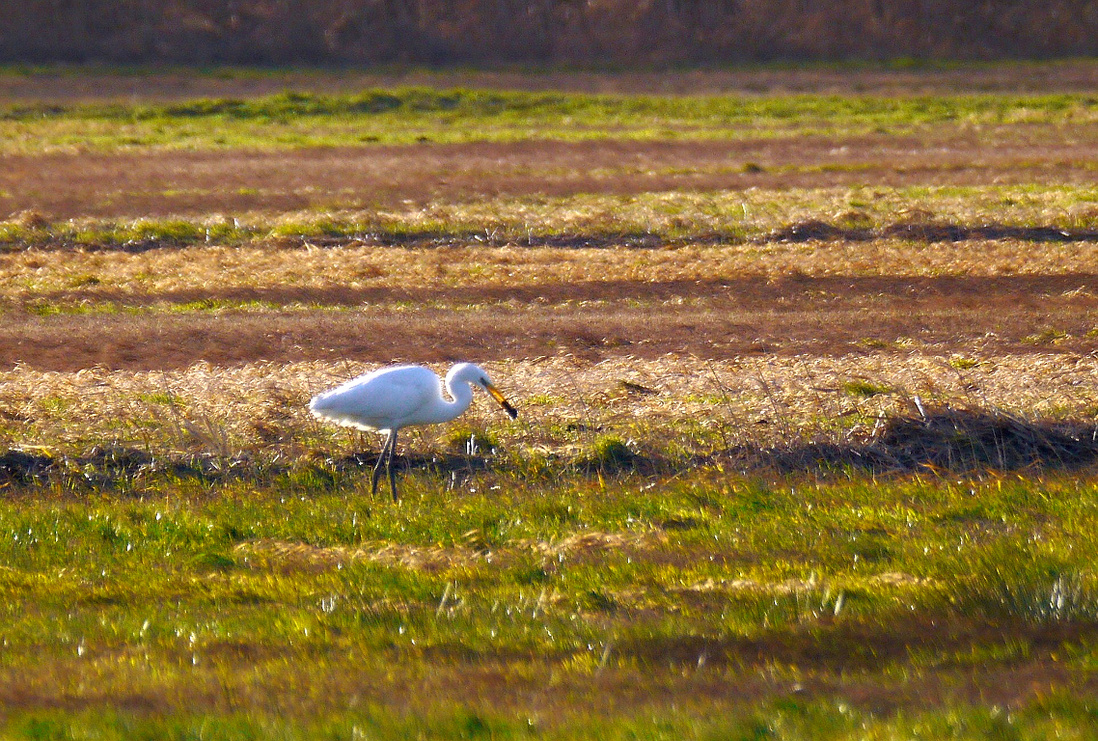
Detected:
left=309, top=365, right=442, bottom=431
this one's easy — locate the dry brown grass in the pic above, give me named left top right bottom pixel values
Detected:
left=0, top=70, right=1094, bottom=462
left=5, top=230, right=1098, bottom=298
left=4, top=354, right=1097, bottom=460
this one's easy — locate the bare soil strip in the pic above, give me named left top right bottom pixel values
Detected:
left=4, top=272, right=1097, bottom=371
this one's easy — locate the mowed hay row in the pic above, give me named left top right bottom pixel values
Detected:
left=2, top=354, right=1097, bottom=460
left=8, top=238, right=1098, bottom=300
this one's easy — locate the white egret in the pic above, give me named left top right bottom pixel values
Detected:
left=309, top=363, right=518, bottom=500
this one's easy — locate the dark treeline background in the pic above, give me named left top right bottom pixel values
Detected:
left=1, top=0, right=1095, bottom=66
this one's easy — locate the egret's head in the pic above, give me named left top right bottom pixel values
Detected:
left=450, top=363, right=518, bottom=419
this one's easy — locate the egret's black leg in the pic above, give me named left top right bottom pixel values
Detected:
left=387, top=429, right=400, bottom=501
left=371, top=431, right=393, bottom=496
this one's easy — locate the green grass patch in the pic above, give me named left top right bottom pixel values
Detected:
left=0, top=88, right=1094, bottom=153
left=842, top=379, right=893, bottom=398
left=2, top=183, right=1096, bottom=252
left=1, top=463, right=1098, bottom=735
left=948, top=356, right=981, bottom=370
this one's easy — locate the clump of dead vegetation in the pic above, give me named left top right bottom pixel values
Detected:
left=873, top=406, right=1098, bottom=471
left=767, top=405, right=1098, bottom=475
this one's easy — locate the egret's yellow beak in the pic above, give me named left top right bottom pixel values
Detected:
left=485, top=382, right=518, bottom=419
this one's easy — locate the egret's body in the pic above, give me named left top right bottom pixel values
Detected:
left=309, top=363, right=517, bottom=500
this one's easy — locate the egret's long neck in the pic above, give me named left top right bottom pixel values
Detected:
left=422, top=376, right=474, bottom=425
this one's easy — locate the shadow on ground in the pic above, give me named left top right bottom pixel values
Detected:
left=3, top=408, right=1097, bottom=490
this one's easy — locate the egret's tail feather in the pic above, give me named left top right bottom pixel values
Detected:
left=308, top=393, right=379, bottom=432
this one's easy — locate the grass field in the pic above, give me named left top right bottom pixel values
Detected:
left=2, top=63, right=1098, bottom=739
